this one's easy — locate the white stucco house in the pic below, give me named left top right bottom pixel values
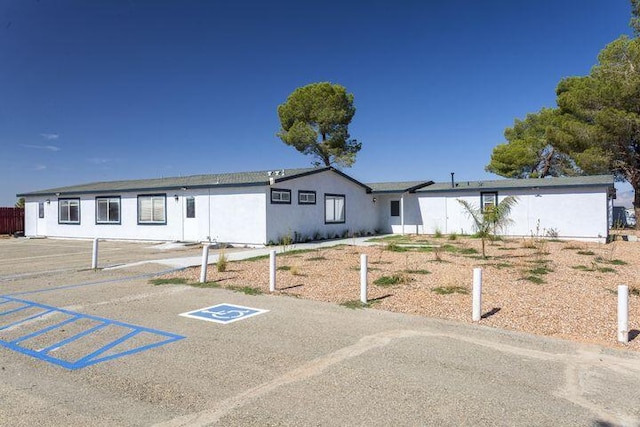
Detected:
left=17, top=167, right=615, bottom=244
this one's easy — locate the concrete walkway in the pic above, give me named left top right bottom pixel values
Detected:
left=108, top=236, right=382, bottom=269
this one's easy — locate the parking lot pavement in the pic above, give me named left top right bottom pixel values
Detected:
left=1, top=238, right=640, bottom=426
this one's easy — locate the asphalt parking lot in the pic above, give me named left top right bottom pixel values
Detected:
left=1, top=237, right=640, bottom=426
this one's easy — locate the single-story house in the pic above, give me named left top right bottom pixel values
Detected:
left=17, top=167, right=615, bottom=244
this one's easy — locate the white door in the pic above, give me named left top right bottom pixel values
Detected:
left=183, top=196, right=200, bottom=241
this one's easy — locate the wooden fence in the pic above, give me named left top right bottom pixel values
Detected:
left=0, top=207, right=25, bottom=235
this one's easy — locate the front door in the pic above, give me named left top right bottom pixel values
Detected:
left=183, top=196, right=200, bottom=242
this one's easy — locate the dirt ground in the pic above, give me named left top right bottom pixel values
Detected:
left=165, top=233, right=640, bottom=351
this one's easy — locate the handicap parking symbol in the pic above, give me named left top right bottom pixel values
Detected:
left=180, top=303, right=268, bottom=325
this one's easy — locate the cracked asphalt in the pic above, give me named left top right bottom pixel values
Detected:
left=1, top=238, right=639, bottom=426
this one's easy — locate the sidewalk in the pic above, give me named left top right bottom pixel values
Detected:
left=107, top=236, right=382, bottom=270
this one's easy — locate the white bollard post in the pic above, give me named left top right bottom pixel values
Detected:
left=199, top=244, right=210, bottom=283
left=269, top=250, right=276, bottom=292
left=618, top=285, right=629, bottom=344
left=360, top=254, right=368, bottom=304
left=91, top=238, right=99, bottom=269
left=472, top=267, right=482, bottom=321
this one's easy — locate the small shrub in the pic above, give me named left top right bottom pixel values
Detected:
left=631, top=287, right=640, bottom=297
left=277, top=265, right=291, bottom=271
left=608, top=259, right=627, bottom=265
left=217, top=248, right=228, bottom=272
left=597, top=267, right=616, bottom=273
left=523, top=275, right=545, bottom=284
left=227, top=285, right=262, bottom=295
left=190, top=281, right=221, bottom=289
left=290, top=265, right=302, bottom=276
left=432, top=286, right=468, bottom=295
left=572, top=265, right=593, bottom=271
left=459, top=248, right=479, bottom=255
left=386, top=242, right=409, bottom=252
left=374, top=274, right=411, bottom=286
left=307, top=256, right=327, bottom=261
left=495, top=262, right=512, bottom=269
left=448, top=233, right=458, bottom=241
left=340, top=300, right=370, bottom=309
left=434, top=228, right=443, bottom=238
left=529, top=266, right=553, bottom=275
left=577, top=250, right=595, bottom=256
left=150, top=278, right=188, bottom=286
left=404, top=269, right=431, bottom=275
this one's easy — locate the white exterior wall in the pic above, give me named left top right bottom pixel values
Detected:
left=417, top=186, right=610, bottom=241
left=265, top=170, right=378, bottom=243
left=23, top=188, right=267, bottom=244
left=208, top=187, right=266, bottom=245
left=375, top=194, right=423, bottom=234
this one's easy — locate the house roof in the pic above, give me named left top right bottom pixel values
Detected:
left=367, top=181, right=434, bottom=193
left=417, top=174, right=615, bottom=193
left=18, top=167, right=371, bottom=197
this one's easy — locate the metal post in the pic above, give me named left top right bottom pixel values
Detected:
left=91, top=238, right=99, bottom=269
left=360, top=254, right=368, bottom=303
left=269, top=250, right=276, bottom=292
left=618, top=285, right=629, bottom=344
left=199, top=244, right=210, bottom=283
left=472, top=268, right=482, bottom=321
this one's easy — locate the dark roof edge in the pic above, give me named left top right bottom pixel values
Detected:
left=16, top=181, right=269, bottom=197
left=280, top=167, right=371, bottom=193
left=417, top=180, right=614, bottom=194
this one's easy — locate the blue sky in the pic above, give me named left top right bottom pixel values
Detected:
left=1, top=1, right=634, bottom=206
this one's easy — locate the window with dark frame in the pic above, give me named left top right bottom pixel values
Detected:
left=38, top=202, right=44, bottom=219
left=298, top=190, right=316, bottom=205
left=96, top=197, right=121, bottom=224
left=270, top=188, right=291, bottom=204
left=325, top=194, right=345, bottom=224
left=390, top=200, right=400, bottom=217
left=481, top=192, right=498, bottom=212
left=138, top=194, right=166, bottom=224
left=59, top=198, right=80, bottom=224
left=186, top=196, right=195, bottom=218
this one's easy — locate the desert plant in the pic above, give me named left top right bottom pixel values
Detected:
left=432, top=285, right=468, bottom=295
left=217, top=247, right=228, bottom=272
left=434, top=228, right=443, bottom=238
left=457, top=196, right=518, bottom=258
left=448, top=233, right=458, bottom=241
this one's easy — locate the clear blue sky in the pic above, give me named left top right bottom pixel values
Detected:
left=1, top=1, right=634, bottom=206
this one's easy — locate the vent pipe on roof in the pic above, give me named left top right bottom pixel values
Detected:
left=450, top=172, right=455, bottom=188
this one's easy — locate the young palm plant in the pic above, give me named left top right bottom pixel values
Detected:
left=457, top=196, right=518, bottom=258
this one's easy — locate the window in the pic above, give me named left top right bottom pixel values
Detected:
left=271, top=188, right=291, bottom=204
left=96, top=197, right=121, bottom=224
left=390, top=200, right=400, bottom=217
left=59, top=198, right=80, bottom=224
left=325, top=194, right=345, bottom=224
left=481, top=192, right=498, bottom=212
left=298, top=191, right=316, bottom=205
left=186, top=196, right=195, bottom=218
left=138, top=194, right=166, bottom=224
left=38, top=202, right=44, bottom=219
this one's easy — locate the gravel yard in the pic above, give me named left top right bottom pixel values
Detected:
left=165, top=234, right=640, bottom=351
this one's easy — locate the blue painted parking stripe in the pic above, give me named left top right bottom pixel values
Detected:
left=75, top=329, right=139, bottom=365
left=0, top=309, right=54, bottom=331
left=38, top=322, right=108, bottom=354
left=0, top=297, right=184, bottom=369
left=11, top=316, right=79, bottom=345
left=0, top=304, right=30, bottom=316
